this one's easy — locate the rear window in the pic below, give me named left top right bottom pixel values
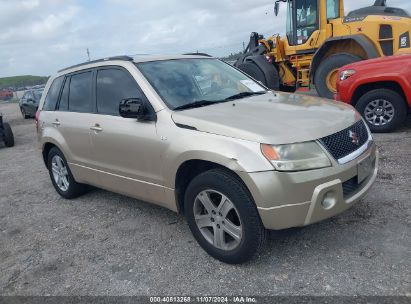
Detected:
left=68, top=71, right=93, bottom=113
left=43, top=76, right=64, bottom=111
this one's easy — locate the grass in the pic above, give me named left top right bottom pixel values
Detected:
left=0, top=75, right=49, bottom=89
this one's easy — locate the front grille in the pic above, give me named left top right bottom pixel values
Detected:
left=342, top=177, right=362, bottom=198
left=319, top=120, right=369, bottom=161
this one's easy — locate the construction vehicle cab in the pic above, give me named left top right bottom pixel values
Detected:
left=235, top=0, right=411, bottom=99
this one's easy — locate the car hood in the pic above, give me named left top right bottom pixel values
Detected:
left=171, top=92, right=361, bottom=144
left=343, top=54, right=411, bottom=71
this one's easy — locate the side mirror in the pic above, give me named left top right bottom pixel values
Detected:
left=274, top=1, right=280, bottom=16
left=119, top=98, right=154, bottom=121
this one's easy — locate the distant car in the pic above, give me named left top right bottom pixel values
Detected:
left=336, top=54, right=411, bottom=132
left=0, top=89, right=13, bottom=101
left=19, top=89, right=44, bottom=118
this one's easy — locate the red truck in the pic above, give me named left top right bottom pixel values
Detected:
left=336, top=54, right=411, bottom=132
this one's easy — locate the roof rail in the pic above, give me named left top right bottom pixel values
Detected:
left=58, top=55, right=134, bottom=73
left=183, top=52, right=212, bottom=57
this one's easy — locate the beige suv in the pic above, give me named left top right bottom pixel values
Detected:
left=37, top=55, right=378, bottom=264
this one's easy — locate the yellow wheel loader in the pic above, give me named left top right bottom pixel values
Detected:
left=234, top=0, right=411, bottom=98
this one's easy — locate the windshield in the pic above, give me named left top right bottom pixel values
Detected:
left=136, top=58, right=267, bottom=110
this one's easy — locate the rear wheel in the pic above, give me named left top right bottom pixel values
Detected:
left=355, top=89, right=407, bottom=133
left=2, top=122, right=14, bottom=147
left=184, top=169, right=266, bottom=264
left=21, top=107, right=29, bottom=119
left=315, top=53, right=362, bottom=99
left=47, top=147, right=88, bottom=199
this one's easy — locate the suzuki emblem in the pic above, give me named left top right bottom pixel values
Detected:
left=349, top=130, right=360, bottom=145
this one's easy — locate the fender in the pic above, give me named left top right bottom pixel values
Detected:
left=311, top=35, right=379, bottom=82
left=161, top=131, right=273, bottom=190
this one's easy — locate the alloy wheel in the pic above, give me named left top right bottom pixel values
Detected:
left=51, top=155, right=70, bottom=192
left=364, top=99, right=395, bottom=126
left=193, top=189, right=242, bottom=251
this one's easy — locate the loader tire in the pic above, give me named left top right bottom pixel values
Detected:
left=237, top=60, right=280, bottom=90
left=315, top=53, right=362, bottom=99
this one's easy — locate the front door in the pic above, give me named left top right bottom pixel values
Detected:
left=89, top=67, right=166, bottom=205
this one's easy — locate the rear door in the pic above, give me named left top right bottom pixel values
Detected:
left=51, top=70, right=99, bottom=185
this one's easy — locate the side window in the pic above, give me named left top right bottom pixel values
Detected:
left=96, top=68, right=143, bottom=116
left=68, top=71, right=93, bottom=113
left=58, top=76, right=70, bottom=111
left=327, top=0, right=339, bottom=19
left=43, top=76, right=64, bottom=111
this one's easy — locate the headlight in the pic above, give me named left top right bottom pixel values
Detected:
left=340, top=69, right=356, bottom=81
left=261, top=141, right=331, bottom=171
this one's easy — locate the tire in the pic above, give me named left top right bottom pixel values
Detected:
left=238, top=62, right=267, bottom=84
left=184, top=169, right=266, bottom=264
left=237, top=61, right=280, bottom=90
left=21, top=108, right=29, bottom=119
left=2, top=122, right=14, bottom=147
left=47, top=147, right=88, bottom=199
left=315, top=53, right=362, bottom=99
left=355, top=89, right=407, bottom=133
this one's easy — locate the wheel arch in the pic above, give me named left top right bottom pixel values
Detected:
left=351, top=81, right=409, bottom=108
left=42, top=142, right=58, bottom=168
left=311, top=35, right=380, bottom=83
left=174, top=159, right=254, bottom=214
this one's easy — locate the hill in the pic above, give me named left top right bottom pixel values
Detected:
left=0, top=75, right=49, bottom=89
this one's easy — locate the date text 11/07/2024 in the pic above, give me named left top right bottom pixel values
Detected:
left=149, top=296, right=257, bottom=303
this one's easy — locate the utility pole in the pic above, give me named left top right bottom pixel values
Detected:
left=243, top=41, right=245, bottom=52
left=86, top=48, right=91, bottom=61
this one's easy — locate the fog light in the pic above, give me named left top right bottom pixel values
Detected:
left=321, top=191, right=337, bottom=210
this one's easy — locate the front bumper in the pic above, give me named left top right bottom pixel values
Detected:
left=239, top=143, right=378, bottom=230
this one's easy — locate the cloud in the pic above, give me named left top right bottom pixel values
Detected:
left=0, top=0, right=410, bottom=77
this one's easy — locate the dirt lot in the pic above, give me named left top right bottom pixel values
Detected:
left=0, top=102, right=410, bottom=296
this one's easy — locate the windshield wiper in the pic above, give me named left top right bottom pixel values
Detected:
left=173, top=100, right=219, bottom=111
left=224, top=91, right=266, bottom=101
left=173, top=91, right=267, bottom=111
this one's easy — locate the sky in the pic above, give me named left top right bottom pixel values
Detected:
left=0, top=0, right=410, bottom=77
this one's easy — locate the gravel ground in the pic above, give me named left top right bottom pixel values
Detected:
left=0, top=102, right=410, bottom=296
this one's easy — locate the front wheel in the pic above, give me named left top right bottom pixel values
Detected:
left=184, top=169, right=266, bottom=264
left=355, top=89, right=407, bottom=133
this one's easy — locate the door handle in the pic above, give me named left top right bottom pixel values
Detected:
left=52, top=120, right=60, bottom=126
left=90, top=125, right=103, bottom=132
